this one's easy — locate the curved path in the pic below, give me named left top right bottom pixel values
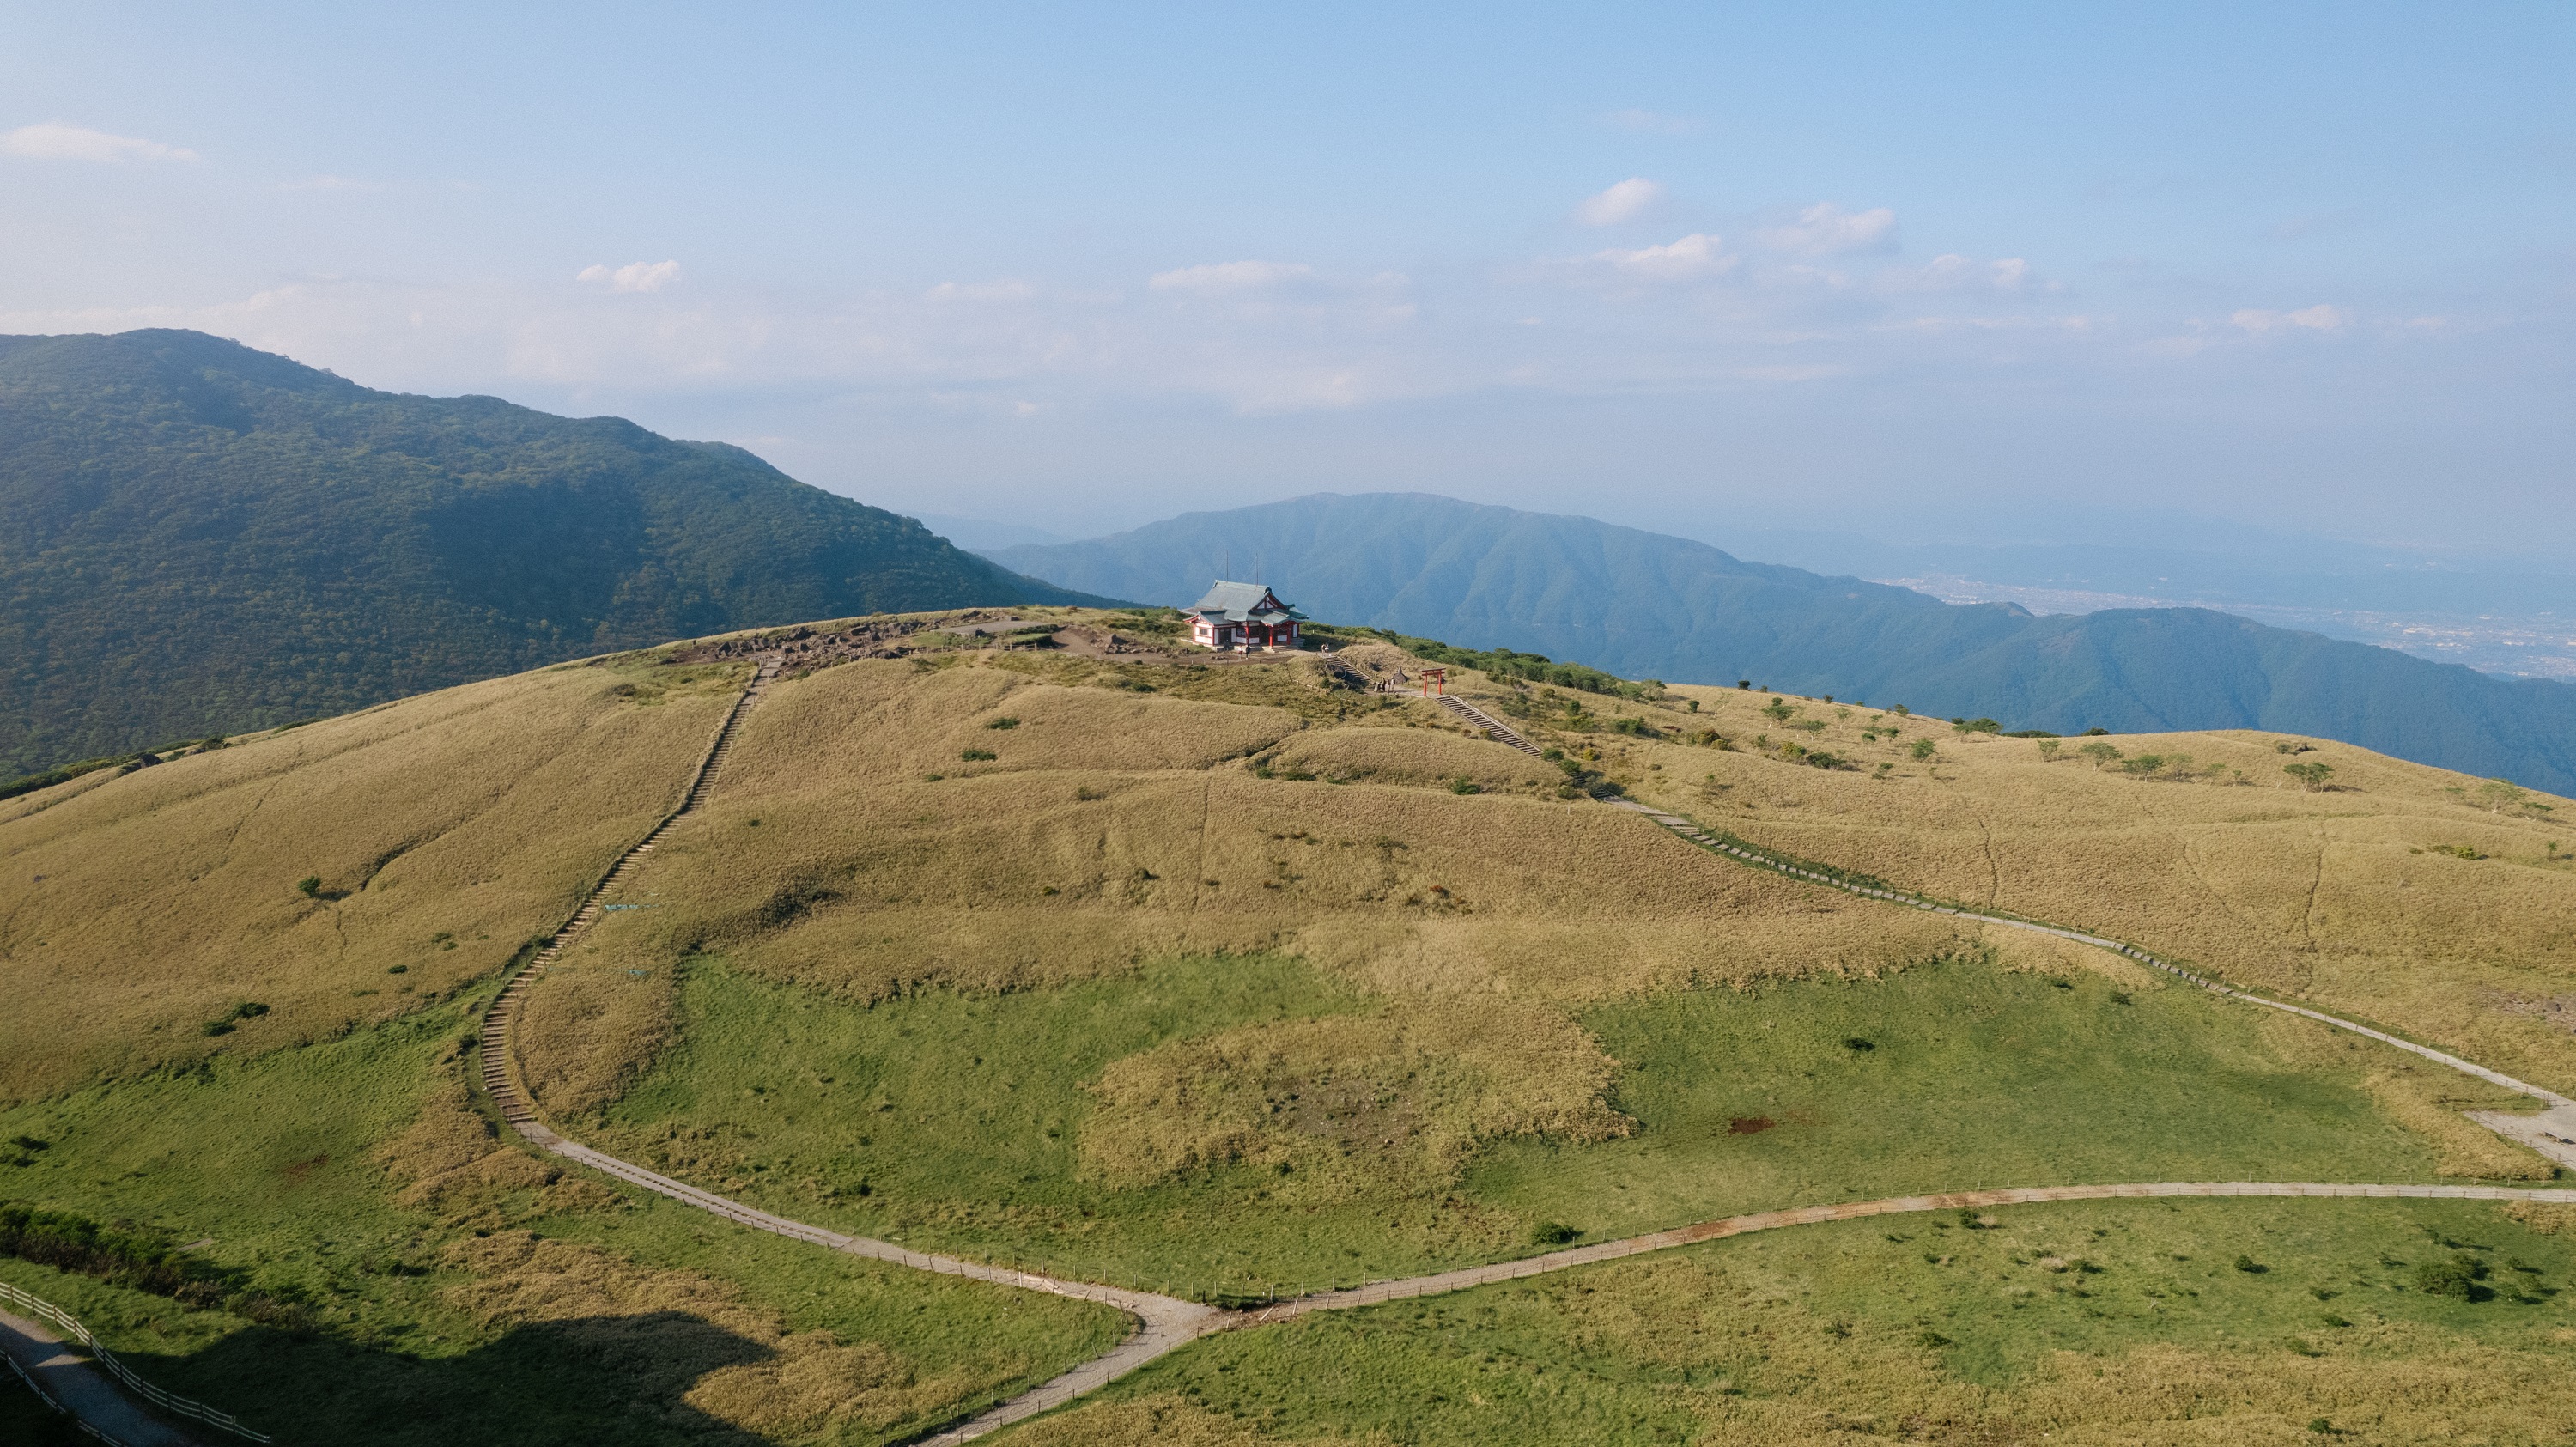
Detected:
left=468, top=665, right=2576, bottom=1444
left=1241, top=1179, right=2576, bottom=1327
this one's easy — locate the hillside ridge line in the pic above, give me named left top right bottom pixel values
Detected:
left=468, top=652, right=2576, bottom=1444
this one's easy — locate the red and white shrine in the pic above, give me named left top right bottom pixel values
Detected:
left=1184, top=581, right=1308, bottom=652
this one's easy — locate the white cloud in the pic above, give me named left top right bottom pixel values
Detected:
left=2231, top=303, right=2345, bottom=333
left=927, top=279, right=1036, bottom=303
left=1883, top=253, right=2036, bottom=292
left=1734, top=363, right=1848, bottom=382
left=1590, top=232, right=1735, bottom=281
left=1754, top=203, right=1898, bottom=256
left=1574, top=177, right=1664, bottom=227
left=1601, top=109, right=1698, bottom=135
left=2, top=122, right=197, bottom=163
left=1147, top=259, right=1315, bottom=294
left=576, top=260, right=682, bottom=294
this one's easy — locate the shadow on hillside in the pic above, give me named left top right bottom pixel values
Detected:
left=118, top=1310, right=787, bottom=1447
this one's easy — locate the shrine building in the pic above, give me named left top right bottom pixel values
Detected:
left=1183, top=581, right=1308, bottom=652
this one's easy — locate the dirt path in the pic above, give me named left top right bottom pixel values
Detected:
left=1240, top=1179, right=2576, bottom=1327
left=469, top=665, right=2576, bottom=1443
left=471, top=654, right=1218, bottom=1439
left=1602, top=796, right=2576, bottom=1166
left=1, top=1297, right=212, bottom=1447
left=3, top=1305, right=194, bottom=1446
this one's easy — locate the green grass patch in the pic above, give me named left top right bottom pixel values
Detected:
left=596, top=952, right=1407, bottom=1292
left=595, top=953, right=2466, bottom=1298
left=1041, top=1199, right=2576, bottom=1446
left=0, top=1006, right=1118, bottom=1446
left=1467, top=961, right=2448, bottom=1243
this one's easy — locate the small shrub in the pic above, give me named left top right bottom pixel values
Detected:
left=2309, top=1420, right=2334, bottom=1437
left=1910, top=739, right=1937, bottom=762
left=986, top=716, right=1020, bottom=730
left=386, top=964, right=408, bottom=975
left=295, top=875, right=323, bottom=898
left=202, top=1000, right=270, bottom=1037
left=2235, top=1254, right=2266, bottom=1274
left=1915, top=1328, right=1952, bottom=1347
left=1952, top=717, right=2001, bottom=734
left=960, top=748, right=997, bottom=761
left=2285, top=761, right=2336, bottom=792
left=1074, top=786, right=1103, bottom=801
left=1842, top=1037, right=1874, bottom=1051
left=1530, top=1221, right=1583, bottom=1246
left=2412, top=1252, right=2488, bottom=1298
left=1449, top=779, right=1483, bottom=794
left=2035, top=739, right=2062, bottom=760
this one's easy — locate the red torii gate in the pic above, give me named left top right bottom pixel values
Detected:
left=1419, top=667, right=1447, bottom=697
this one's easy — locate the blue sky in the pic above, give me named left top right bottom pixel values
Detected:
left=3, top=2, right=2570, bottom=555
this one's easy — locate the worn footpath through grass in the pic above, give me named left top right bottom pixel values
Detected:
left=1005, top=1195, right=2576, bottom=1446
left=0, top=1002, right=1121, bottom=1446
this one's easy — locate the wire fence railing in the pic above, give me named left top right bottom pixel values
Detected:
left=0, top=1281, right=269, bottom=1442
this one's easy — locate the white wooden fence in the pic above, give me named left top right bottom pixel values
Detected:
left=0, top=1280, right=270, bottom=1442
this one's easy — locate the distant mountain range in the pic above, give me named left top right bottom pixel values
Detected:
left=986, top=493, right=2576, bottom=794
left=0, top=329, right=1096, bottom=775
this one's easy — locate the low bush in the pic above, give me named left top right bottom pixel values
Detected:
left=0, top=1201, right=300, bottom=1326
left=0, top=752, right=142, bottom=801
left=2413, top=1252, right=2488, bottom=1298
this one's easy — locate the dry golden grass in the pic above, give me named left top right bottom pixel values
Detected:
left=1263, top=723, right=1561, bottom=795
left=0, top=656, right=744, bottom=1102
left=445, top=1229, right=999, bottom=1440
left=1562, top=678, right=2576, bottom=1099
left=512, top=658, right=1983, bottom=1137
left=490, top=629, right=2576, bottom=1195
left=1081, top=998, right=1629, bottom=1199
left=1006, top=1395, right=1316, bottom=1446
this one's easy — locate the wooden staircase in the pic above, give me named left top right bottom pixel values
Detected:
left=479, top=654, right=781, bottom=1133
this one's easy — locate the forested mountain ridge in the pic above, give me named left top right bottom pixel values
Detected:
left=0, top=328, right=1098, bottom=775
left=989, top=492, right=2576, bottom=794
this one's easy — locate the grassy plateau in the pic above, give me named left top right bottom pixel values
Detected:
left=4, top=606, right=2573, bottom=1444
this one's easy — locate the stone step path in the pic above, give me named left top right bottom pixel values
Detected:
left=478, top=656, right=782, bottom=1133
left=1432, top=695, right=1544, bottom=757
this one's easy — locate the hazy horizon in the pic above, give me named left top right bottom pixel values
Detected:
left=6, top=3, right=2571, bottom=569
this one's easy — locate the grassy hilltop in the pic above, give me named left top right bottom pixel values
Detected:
left=4, top=607, right=2576, bottom=1444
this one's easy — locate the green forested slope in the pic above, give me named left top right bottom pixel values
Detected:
left=0, top=329, right=1096, bottom=773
